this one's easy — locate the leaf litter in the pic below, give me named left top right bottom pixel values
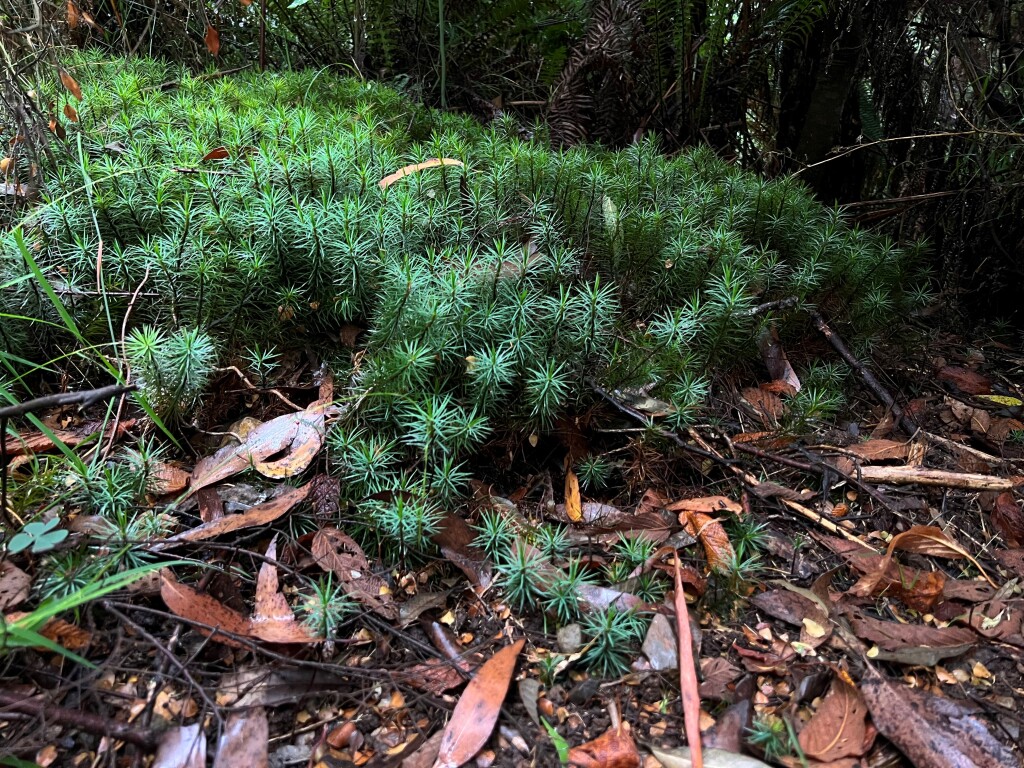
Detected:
left=4, top=327, right=1024, bottom=768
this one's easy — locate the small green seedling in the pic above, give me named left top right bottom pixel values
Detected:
left=541, top=718, right=570, bottom=765
left=8, top=518, right=68, bottom=554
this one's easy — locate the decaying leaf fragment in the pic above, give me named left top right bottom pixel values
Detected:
left=312, top=526, right=398, bottom=619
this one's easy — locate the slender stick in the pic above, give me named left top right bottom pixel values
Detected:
left=0, top=383, right=136, bottom=420
left=807, top=309, right=917, bottom=435
left=0, top=690, right=160, bottom=750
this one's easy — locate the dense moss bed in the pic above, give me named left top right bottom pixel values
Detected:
left=3, top=54, right=927, bottom=451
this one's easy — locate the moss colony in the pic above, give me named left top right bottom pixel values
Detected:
left=4, top=55, right=928, bottom=462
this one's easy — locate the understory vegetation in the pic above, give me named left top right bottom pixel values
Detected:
left=1, top=56, right=930, bottom=675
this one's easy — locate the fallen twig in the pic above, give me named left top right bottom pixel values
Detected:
left=0, top=690, right=160, bottom=750
left=857, top=465, right=1015, bottom=491
left=685, top=428, right=876, bottom=551
left=808, top=309, right=917, bottom=435
left=0, top=382, right=136, bottom=420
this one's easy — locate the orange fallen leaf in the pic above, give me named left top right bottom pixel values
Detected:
left=565, top=469, right=582, bottom=523
left=4, top=613, right=91, bottom=652
left=160, top=572, right=251, bottom=648
left=434, top=638, right=525, bottom=768
left=378, top=158, right=463, bottom=189
left=63, top=103, right=79, bottom=123
left=679, top=510, right=735, bottom=573
left=250, top=537, right=320, bottom=643
left=567, top=720, right=639, bottom=768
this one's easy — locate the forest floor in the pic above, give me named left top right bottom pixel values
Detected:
left=2, top=317, right=1024, bottom=768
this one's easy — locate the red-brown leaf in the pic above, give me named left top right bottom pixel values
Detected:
left=250, top=537, right=320, bottom=643
left=434, top=638, right=525, bottom=768
left=680, top=510, right=735, bottom=573
left=63, top=103, right=79, bottom=123
left=203, top=146, right=229, bottom=161
left=59, top=69, right=82, bottom=100
left=312, top=526, right=398, bottom=620
left=204, top=25, right=220, bottom=56
left=674, top=555, right=703, bottom=768
left=160, top=571, right=251, bottom=648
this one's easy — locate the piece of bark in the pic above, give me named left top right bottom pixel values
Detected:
left=857, top=465, right=1013, bottom=491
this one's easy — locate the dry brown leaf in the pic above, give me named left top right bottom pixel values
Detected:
left=797, top=678, right=874, bottom=761
left=162, top=552, right=321, bottom=646
left=842, top=606, right=975, bottom=665
left=396, top=659, right=469, bottom=695
left=378, top=158, right=463, bottom=189
left=845, top=439, right=910, bottom=463
left=564, top=469, right=582, bottom=523
left=740, top=387, right=785, bottom=428
left=62, top=103, right=79, bottom=123
left=160, top=571, right=251, bottom=648
left=204, top=25, right=220, bottom=57
left=249, top=537, right=320, bottom=643
left=67, top=0, right=80, bottom=28
left=937, top=366, right=990, bottom=395
left=164, top=484, right=309, bottom=545
left=434, top=638, right=525, bottom=768
left=252, top=405, right=328, bottom=478
left=313, top=526, right=398, bottom=620
left=680, top=510, right=735, bottom=573
left=189, top=404, right=329, bottom=493
left=758, top=326, right=801, bottom=393
left=0, top=562, right=31, bottom=611
left=2, top=428, right=83, bottom=456
left=150, top=462, right=191, bottom=495
left=59, top=69, right=82, bottom=100
left=992, top=493, right=1024, bottom=549
left=432, top=512, right=492, bottom=589
left=666, top=496, right=742, bottom=515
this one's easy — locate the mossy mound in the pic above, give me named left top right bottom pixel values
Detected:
left=5, top=55, right=927, bottom=458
